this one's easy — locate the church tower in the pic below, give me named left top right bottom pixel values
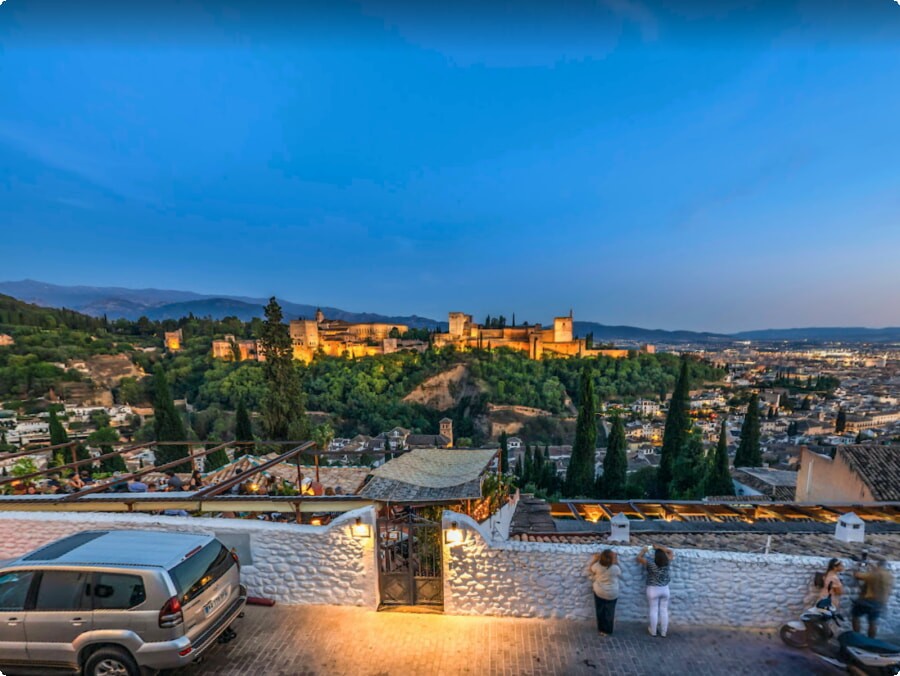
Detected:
left=439, top=418, right=454, bottom=448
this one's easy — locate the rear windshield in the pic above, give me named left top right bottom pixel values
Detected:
left=168, top=542, right=234, bottom=604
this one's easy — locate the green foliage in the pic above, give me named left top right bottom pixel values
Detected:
left=89, top=426, right=126, bottom=473
left=234, top=398, right=254, bottom=455
left=734, top=393, right=761, bottom=467
left=564, top=366, right=596, bottom=497
left=705, top=421, right=733, bottom=497
left=600, top=415, right=627, bottom=498
left=670, top=432, right=706, bottom=499
left=152, top=365, right=190, bottom=470
left=48, top=408, right=69, bottom=447
left=498, top=431, right=509, bottom=474
left=626, top=466, right=658, bottom=500
left=203, top=442, right=230, bottom=471
left=11, top=457, right=39, bottom=477
left=835, top=407, right=847, bottom=434
left=260, top=298, right=308, bottom=441
left=658, top=357, right=691, bottom=498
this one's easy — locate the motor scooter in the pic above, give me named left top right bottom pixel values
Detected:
left=780, top=604, right=900, bottom=675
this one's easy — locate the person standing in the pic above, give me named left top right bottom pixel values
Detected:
left=637, top=544, right=675, bottom=637
left=817, top=558, right=845, bottom=609
left=852, top=557, right=894, bottom=638
left=586, top=549, right=622, bottom=636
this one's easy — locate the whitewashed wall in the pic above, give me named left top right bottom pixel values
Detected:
left=442, top=513, right=900, bottom=633
left=0, top=509, right=378, bottom=609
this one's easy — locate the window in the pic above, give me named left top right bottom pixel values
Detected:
left=0, top=571, right=35, bottom=611
left=169, top=543, right=234, bottom=604
left=34, top=571, right=91, bottom=611
left=93, top=573, right=147, bottom=610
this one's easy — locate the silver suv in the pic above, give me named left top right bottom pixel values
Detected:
left=0, top=530, right=247, bottom=675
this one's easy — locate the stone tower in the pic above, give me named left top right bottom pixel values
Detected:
left=440, top=417, right=454, bottom=447
left=315, top=308, right=325, bottom=324
left=553, top=315, right=573, bottom=343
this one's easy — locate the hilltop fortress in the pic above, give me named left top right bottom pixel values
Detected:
left=434, top=311, right=653, bottom=359
left=211, top=309, right=652, bottom=362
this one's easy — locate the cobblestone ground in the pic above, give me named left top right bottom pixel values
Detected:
left=176, top=605, right=841, bottom=676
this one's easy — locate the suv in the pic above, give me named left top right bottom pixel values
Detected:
left=0, top=530, right=246, bottom=675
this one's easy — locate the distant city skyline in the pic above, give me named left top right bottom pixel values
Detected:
left=2, top=0, right=900, bottom=333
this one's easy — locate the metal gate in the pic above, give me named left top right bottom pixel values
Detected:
left=377, top=512, right=443, bottom=607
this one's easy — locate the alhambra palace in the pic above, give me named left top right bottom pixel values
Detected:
left=209, top=310, right=654, bottom=362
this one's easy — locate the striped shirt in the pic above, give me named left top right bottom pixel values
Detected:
left=645, top=560, right=671, bottom=587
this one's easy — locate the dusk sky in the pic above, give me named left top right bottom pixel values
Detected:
left=2, top=0, right=899, bottom=333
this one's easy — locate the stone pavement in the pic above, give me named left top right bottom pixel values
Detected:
left=176, top=605, right=839, bottom=676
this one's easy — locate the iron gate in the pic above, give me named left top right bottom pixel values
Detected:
left=377, top=512, right=443, bottom=607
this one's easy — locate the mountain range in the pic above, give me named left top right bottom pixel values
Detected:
left=2, top=279, right=899, bottom=344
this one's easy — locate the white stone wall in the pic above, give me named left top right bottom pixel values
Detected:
left=0, top=509, right=378, bottom=609
left=442, top=513, right=900, bottom=633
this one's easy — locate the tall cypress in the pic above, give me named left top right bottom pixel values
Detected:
left=499, top=431, right=509, bottom=474
left=835, top=407, right=847, bottom=434
left=564, top=365, right=597, bottom=497
left=152, top=365, right=190, bottom=470
left=48, top=409, right=69, bottom=447
left=601, top=415, right=628, bottom=498
left=705, top=420, right=734, bottom=497
left=260, top=298, right=309, bottom=441
left=658, top=357, right=691, bottom=498
left=670, top=432, right=706, bottom=499
left=523, top=445, right=534, bottom=485
left=735, top=393, right=762, bottom=467
left=235, top=399, right=254, bottom=456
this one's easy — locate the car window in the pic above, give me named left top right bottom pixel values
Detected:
left=168, top=543, right=234, bottom=604
left=93, top=573, right=147, bottom=610
left=0, top=570, right=36, bottom=611
left=34, top=571, right=91, bottom=611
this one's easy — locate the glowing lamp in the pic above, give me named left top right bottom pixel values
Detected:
left=445, top=521, right=463, bottom=545
left=310, top=518, right=322, bottom=526
left=352, top=517, right=371, bottom=538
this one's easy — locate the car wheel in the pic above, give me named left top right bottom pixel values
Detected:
left=84, top=646, right=140, bottom=676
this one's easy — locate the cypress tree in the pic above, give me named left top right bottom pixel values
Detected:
left=705, top=420, right=734, bottom=497
left=523, top=445, right=534, bottom=485
left=203, top=441, right=230, bottom=471
left=499, top=431, right=509, bottom=474
left=835, top=407, right=847, bottom=434
left=540, top=447, right=557, bottom=493
left=235, top=399, right=254, bottom=456
left=260, top=298, right=309, bottom=441
left=48, top=409, right=68, bottom=447
left=90, top=427, right=126, bottom=474
left=564, top=365, right=597, bottom=497
left=670, top=431, right=706, bottom=499
left=152, top=365, right=190, bottom=470
left=658, top=357, right=691, bottom=498
left=601, top=415, right=628, bottom=498
left=734, top=393, right=762, bottom=467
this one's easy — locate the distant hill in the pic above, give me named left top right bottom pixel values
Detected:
left=574, top=321, right=727, bottom=343
left=731, top=327, right=900, bottom=343
left=0, top=279, right=444, bottom=330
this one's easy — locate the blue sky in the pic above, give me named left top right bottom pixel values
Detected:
left=1, top=0, right=899, bottom=332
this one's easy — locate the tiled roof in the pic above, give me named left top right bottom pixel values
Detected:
left=732, top=468, right=797, bottom=501
left=839, top=445, right=900, bottom=501
left=406, top=434, right=450, bottom=448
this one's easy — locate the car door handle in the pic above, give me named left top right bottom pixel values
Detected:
left=71, top=617, right=84, bottom=626
left=6, top=617, right=19, bottom=624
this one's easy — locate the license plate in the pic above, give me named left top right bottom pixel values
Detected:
left=203, top=590, right=227, bottom=615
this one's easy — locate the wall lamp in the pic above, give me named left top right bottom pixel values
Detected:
left=445, top=521, right=463, bottom=545
left=352, top=517, right=371, bottom=538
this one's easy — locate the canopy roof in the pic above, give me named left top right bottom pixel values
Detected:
left=359, top=448, right=497, bottom=502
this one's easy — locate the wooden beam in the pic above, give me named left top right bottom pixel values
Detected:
left=193, top=442, right=315, bottom=498
left=60, top=442, right=231, bottom=501
left=0, top=442, right=153, bottom=487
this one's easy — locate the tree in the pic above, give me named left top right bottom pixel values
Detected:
left=234, top=399, right=254, bottom=456
left=498, top=431, right=509, bottom=474
left=601, top=415, right=627, bottom=498
left=705, top=421, right=733, bottom=497
left=835, top=407, right=847, bottom=434
left=204, top=442, right=230, bottom=471
left=801, top=395, right=812, bottom=411
left=260, top=298, right=309, bottom=441
left=767, top=406, right=776, bottom=420
left=523, top=445, right=534, bottom=484
left=89, top=426, right=126, bottom=474
left=152, top=365, right=190, bottom=470
left=313, top=422, right=335, bottom=452
left=539, top=446, right=557, bottom=494
left=658, top=357, right=691, bottom=498
left=670, top=432, right=706, bottom=499
left=734, top=393, right=761, bottom=467
left=564, top=365, right=597, bottom=497
left=48, top=408, right=68, bottom=447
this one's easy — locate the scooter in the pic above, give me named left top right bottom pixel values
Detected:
left=780, top=604, right=900, bottom=675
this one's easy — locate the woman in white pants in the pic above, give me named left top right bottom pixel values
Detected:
left=636, top=544, right=675, bottom=637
